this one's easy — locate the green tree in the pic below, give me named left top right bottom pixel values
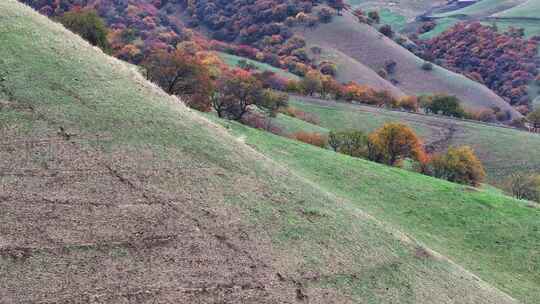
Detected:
left=58, top=9, right=110, bottom=52
left=424, top=94, right=465, bottom=118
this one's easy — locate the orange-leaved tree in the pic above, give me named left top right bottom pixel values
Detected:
left=368, top=123, right=426, bottom=166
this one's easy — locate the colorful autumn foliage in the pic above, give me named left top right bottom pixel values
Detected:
left=419, top=22, right=539, bottom=108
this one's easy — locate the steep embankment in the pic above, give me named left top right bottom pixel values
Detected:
left=0, top=1, right=524, bottom=303
left=300, top=11, right=521, bottom=119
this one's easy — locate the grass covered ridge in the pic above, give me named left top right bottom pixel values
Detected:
left=0, top=1, right=524, bottom=303
left=215, top=115, right=540, bottom=304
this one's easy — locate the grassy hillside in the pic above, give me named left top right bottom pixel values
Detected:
left=217, top=52, right=301, bottom=81
left=308, top=46, right=406, bottom=97
left=299, top=11, right=521, bottom=119
left=0, top=1, right=524, bottom=303
left=216, top=116, right=540, bottom=304
left=288, top=97, right=540, bottom=185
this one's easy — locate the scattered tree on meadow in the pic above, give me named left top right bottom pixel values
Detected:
left=58, top=9, right=110, bottom=52
left=430, top=146, right=486, bottom=186
left=368, top=123, right=425, bottom=166
left=142, top=49, right=214, bottom=112
left=211, top=72, right=262, bottom=120
left=258, top=89, right=289, bottom=118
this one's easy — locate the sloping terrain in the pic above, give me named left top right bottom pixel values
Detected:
left=215, top=115, right=540, bottom=304
left=0, top=1, right=524, bottom=303
left=309, top=47, right=406, bottom=97
left=300, top=11, right=521, bottom=118
left=288, top=96, right=540, bottom=185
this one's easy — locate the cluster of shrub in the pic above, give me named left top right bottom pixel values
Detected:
left=291, top=124, right=486, bottom=187
left=415, top=22, right=539, bottom=113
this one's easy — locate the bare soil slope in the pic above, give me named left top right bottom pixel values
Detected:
left=300, top=12, right=521, bottom=119
left=0, top=2, right=520, bottom=303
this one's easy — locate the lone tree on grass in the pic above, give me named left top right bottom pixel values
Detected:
left=368, top=123, right=425, bottom=166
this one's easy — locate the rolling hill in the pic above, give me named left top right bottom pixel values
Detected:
left=300, top=11, right=522, bottom=119
left=214, top=116, right=540, bottom=304
left=0, top=1, right=535, bottom=303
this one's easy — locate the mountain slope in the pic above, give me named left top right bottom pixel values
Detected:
left=216, top=116, right=540, bottom=304
left=0, top=1, right=523, bottom=303
left=300, top=11, right=522, bottom=119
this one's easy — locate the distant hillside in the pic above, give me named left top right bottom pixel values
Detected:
left=0, top=1, right=526, bottom=303
left=299, top=11, right=522, bottom=118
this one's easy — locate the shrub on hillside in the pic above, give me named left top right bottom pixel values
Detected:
left=279, top=107, right=320, bottom=125
left=398, top=96, right=419, bottom=112
left=57, top=9, right=110, bottom=52
left=430, top=146, right=486, bottom=187
left=328, top=130, right=368, bottom=157
left=291, top=131, right=328, bottom=148
left=379, top=25, right=394, bottom=38
left=241, top=112, right=284, bottom=135
left=421, top=61, right=433, bottom=71
left=368, top=11, right=380, bottom=23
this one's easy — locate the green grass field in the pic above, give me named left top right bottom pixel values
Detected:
left=217, top=52, right=300, bottom=81
left=215, top=116, right=540, bottom=304
left=285, top=97, right=540, bottom=185
left=3, top=1, right=529, bottom=302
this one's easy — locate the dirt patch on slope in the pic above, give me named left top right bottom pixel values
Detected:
left=0, top=131, right=305, bottom=303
